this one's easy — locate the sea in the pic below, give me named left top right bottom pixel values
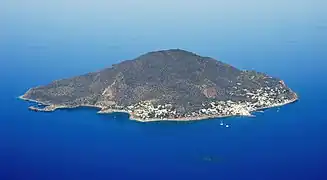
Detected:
left=1, top=1, right=327, bottom=180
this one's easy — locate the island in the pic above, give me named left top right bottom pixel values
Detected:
left=19, top=49, right=298, bottom=122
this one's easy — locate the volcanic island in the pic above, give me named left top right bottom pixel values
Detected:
left=20, top=49, right=298, bottom=122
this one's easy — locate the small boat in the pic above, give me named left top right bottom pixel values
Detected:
left=220, top=120, right=224, bottom=126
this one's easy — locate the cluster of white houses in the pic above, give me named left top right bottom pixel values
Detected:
left=120, top=86, right=294, bottom=120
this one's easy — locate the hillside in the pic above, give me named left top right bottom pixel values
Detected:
left=21, top=49, right=298, bottom=121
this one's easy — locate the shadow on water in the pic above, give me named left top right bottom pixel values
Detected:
left=57, top=106, right=101, bottom=113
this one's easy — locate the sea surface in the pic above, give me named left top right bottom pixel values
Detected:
left=1, top=1, right=327, bottom=180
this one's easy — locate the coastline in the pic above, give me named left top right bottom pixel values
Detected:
left=18, top=93, right=299, bottom=123
left=129, top=94, right=299, bottom=122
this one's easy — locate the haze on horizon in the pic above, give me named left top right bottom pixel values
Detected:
left=1, top=0, right=326, bottom=79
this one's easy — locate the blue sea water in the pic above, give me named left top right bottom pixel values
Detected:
left=1, top=1, right=327, bottom=180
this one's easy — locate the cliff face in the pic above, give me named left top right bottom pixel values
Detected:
left=22, top=49, right=297, bottom=119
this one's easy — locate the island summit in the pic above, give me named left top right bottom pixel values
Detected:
left=20, top=49, right=298, bottom=122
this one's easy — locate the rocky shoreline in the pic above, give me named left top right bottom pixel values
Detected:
left=18, top=92, right=298, bottom=123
